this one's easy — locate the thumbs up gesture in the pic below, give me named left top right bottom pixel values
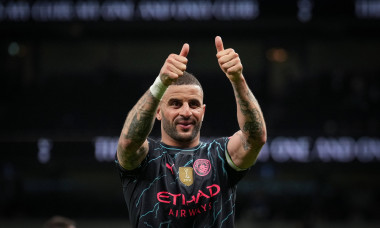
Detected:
left=159, top=43, right=189, bottom=86
left=215, top=36, right=243, bottom=81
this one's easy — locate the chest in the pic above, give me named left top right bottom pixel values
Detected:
left=143, top=148, right=225, bottom=193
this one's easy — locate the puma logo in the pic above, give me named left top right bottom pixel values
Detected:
left=166, top=163, right=174, bottom=174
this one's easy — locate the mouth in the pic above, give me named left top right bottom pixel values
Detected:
left=176, top=120, right=195, bottom=130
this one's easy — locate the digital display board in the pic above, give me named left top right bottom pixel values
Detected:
left=15, top=136, right=380, bottom=164
left=1, top=0, right=379, bottom=23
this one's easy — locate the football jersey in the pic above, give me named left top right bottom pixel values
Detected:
left=116, top=137, right=249, bottom=228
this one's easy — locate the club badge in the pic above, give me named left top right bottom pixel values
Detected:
left=179, top=167, right=194, bottom=186
left=193, top=159, right=211, bottom=176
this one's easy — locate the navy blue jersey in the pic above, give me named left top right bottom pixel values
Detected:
left=116, top=137, right=249, bottom=228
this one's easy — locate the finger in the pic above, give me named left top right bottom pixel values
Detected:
left=161, top=70, right=180, bottom=81
left=168, top=54, right=188, bottom=66
left=227, top=64, right=242, bottom=74
left=166, top=72, right=180, bottom=80
left=217, top=51, right=238, bottom=64
left=179, top=43, right=189, bottom=57
left=221, top=57, right=241, bottom=70
left=168, top=63, right=186, bottom=75
left=215, top=36, right=224, bottom=52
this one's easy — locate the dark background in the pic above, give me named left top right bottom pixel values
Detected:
left=1, top=0, right=380, bottom=227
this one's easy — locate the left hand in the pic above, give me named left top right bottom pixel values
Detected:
left=215, top=36, right=243, bottom=81
left=159, top=43, right=190, bottom=86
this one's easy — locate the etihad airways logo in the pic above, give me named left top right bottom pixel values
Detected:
left=157, top=184, right=221, bottom=218
left=157, top=184, right=220, bottom=205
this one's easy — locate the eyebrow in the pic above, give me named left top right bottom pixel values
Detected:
left=167, top=98, right=181, bottom=104
left=189, top=99, right=201, bottom=105
left=167, top=98, right=201, bottom=104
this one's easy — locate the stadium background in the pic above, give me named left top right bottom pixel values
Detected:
left=1, top=0, right=379, bottom=227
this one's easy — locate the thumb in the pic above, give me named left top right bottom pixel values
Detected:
left=215, top=36, right=224, bottom=52
left=179, top=43, right=189, bottom=57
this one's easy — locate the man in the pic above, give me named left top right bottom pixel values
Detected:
left=116, top=36, right=266, bottom=227
left=43, top=215, right=76, bottom=228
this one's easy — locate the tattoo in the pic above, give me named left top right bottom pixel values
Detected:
left=123, top=91, right=159, bottom=142
left=118, top=91, right=159, bottom=169
left=125, top=110, right=154, bottom=140
left=117, top=143, right=148, bottom=170
left=243, top=109, right=263, bottom=136
left=236, top=90, right=264, bottom=140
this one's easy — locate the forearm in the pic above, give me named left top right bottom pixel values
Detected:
left=121, top=90, right=159, bottom=144
left=231, top=75, right=267, bottom=150
left=117, top=90, right=160, bottom=168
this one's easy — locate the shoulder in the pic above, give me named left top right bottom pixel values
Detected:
left=197, top=137, right=230, bottom=158
left=147, top=137, right=161, bottom=149
left=201, top=137, right=230, bottom=149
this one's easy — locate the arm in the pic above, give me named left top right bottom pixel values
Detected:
left=117, top=43, right=189, bottom=170
left=215, top=36, right=267, bottom=169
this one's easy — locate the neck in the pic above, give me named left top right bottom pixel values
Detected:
left=161, top=134, right=200, bottom=148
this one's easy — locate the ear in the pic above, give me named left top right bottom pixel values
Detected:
left=156, top=107, right=162, bottom=121
left=202, top=104, right=206, bottom=121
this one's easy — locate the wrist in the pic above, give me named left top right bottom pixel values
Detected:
left=150, top=75, right=168, bottom=100
left=228, top=73, right=245, bottom=84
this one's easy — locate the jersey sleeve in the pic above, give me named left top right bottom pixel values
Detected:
left=219, top=137, right=250, bottom=186
left=115, top=138, right=157, bottom=180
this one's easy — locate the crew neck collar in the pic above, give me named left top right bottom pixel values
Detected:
left=159, top=141, right=203, bottom=151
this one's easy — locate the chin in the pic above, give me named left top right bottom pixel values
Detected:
left=174, top=132, right=197, bottom=143
left=177, top=135, right=195, bottom=143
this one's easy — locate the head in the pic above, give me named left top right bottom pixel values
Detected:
left=43, top=216, right=76, bottom=228
left=156, top=72, right=205, bottom=147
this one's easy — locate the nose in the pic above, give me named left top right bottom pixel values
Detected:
left=179, top=103, right=192, bottom=117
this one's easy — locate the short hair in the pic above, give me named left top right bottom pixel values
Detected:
left=43, top=216, right=76, bottom=228
left=172, top=71, right=203, bottom=91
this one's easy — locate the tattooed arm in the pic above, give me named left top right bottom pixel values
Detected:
left=117, top=91, right=160, bottom=170
left=215, top=36, right=267, bottom=169
left=117, top=43, right=189, bottom=170
left=228, top=77, right=267, bottom=169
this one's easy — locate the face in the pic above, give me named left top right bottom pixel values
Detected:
left=157, top=85, right=205, bottom=147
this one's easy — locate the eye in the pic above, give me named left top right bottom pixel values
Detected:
left=189, top=100, right=201, bottom=108
left=169, top=100, right=182, bottom=108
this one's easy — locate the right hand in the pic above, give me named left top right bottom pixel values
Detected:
left=215, top=36, right=243, bottom=82
left=159, top=43, right=189, bottom=86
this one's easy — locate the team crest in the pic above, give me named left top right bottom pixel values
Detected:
left=179, top=167, right=193, bottom=186
left=193, top=159, right=211, bottom=176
